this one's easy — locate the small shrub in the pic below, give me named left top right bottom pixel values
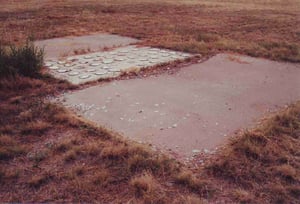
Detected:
left=0, top=45, right=16, bottom=78
left=0, top=40, right=44, bottom=78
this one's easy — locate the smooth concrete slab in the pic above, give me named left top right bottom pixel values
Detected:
left=35, top=34, right=139, bottom=59
left=60, top=54, right=300, bottom=158
left=44, top=46, right=191, bottom=84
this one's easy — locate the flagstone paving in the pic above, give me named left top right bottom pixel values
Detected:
left=44, top=45, right=191, bottom=84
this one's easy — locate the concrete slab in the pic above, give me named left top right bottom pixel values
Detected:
left=60, top=54, right=300, bottom=158
left=35, top=34, right=139, bottom=59
left=44, top=46, right=191, bottom=84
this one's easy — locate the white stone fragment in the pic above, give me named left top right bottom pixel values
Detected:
left=45, top=62, right=53, bottom=67
left=84, top=55, right=93, bottom=59
left=68, top=71, right=79, bottom=76
left=90, top=63, right=101, bottom=66
left=64, top=63, right=73, bottom=67
left=49, top=66, right=59, bottom=70
left=79, top=74, right=91, bottom=79
left=57, top=69, right=68, bottom=73
left=192, top=149, right=200, bottom=153
left=95, top=70, right=108, bottom=75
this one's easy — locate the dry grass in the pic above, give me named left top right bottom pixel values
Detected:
left=207, top=102, right=300, bottom=204
left=130, top=172, right=166, bottom=203
left=0, top=76, right=203, bottom=202
left=28, top=172, right=52, bottom=188
left=0, top=0, right=299, bottom=62
left=0, top=67, right=299, bottom=203
left=175, top=171, right=210, bottom=195
left=0, top=0, right=300, bottom=202
left=183, top=195, right=207, bottom=204
left=0, top=134, right=25, bottom=161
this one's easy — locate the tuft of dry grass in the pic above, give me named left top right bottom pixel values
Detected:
left=232, top=189, right=254, bottom=204
left=175, top=171, right=210, bottom=195
left=183, top=195, right=207, bottom=204
left=130, top=172, right=166, bottom=203
left=92, top=169, right=110, bottom=187
left=0, top=134, right=25, bottom=160
left=64, top=149, right=80, bottom=162
left=28, top=172, right=52, bottom=188
left=21, top=120, right=51, bottom=135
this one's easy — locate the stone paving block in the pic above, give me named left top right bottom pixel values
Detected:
left=44, top=45, right=192, bottom=84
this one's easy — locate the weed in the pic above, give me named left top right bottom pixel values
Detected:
left=0, top=40, right=44, bottom=78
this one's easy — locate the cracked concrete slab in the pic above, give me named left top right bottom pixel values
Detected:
left=60, top=54, right=300, bottom=158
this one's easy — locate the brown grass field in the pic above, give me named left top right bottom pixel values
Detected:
left=0, top=0, right=300, bottom=203
left=1, top=0, right=300, bottom=62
